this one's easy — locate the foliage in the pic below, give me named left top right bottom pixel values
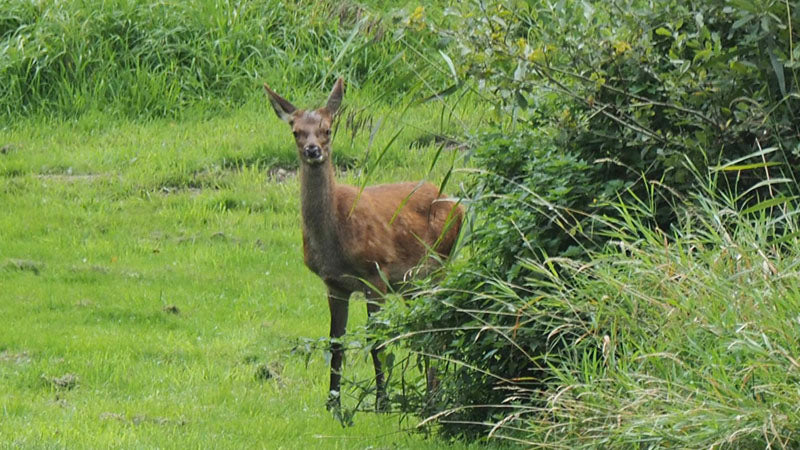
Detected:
left=452, top=0, right=800, bottom=262
left=0, top=0, right=445, bottom=119
left=382, top=0, right=800, bottom=442
left=515, top=191, right=800, bottom=447
left=389, top=172, right=800, bottom=445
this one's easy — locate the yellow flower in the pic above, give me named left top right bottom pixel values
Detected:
left=528, top=47, right=545, bottom=63
left=613, top=41, right=632, bottom=55
left=407, top=6, right=425, bottom=31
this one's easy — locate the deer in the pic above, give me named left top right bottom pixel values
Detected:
left=263, top=78, right=463, bottom=411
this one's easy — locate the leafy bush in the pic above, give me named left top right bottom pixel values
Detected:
left=383, top=0, right=800, bottom=441
left=457, top=0, right=799, bottom=263
left=389, top=173, right=800, bottom=444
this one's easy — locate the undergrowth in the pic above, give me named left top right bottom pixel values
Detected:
left=380, top=166, right=800, bottom=447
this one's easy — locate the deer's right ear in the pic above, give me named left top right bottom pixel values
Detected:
left=263, top=84, right=296, bottom=123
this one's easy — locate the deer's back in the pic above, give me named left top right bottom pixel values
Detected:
left=333, top=181, right=462, bottom=285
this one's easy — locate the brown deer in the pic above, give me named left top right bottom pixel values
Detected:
left=263, top=78, right=463, bottom=411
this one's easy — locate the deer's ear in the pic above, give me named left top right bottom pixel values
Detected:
left=325, top=78, right=344, bottom=115
left=263, top=83, right=296, bottom=123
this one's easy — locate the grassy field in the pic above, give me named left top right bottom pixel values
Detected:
left=4, top=0, right=800, bottom=447
left=0, top=87, right=487, bottom=448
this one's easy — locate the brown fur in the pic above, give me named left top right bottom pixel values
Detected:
left=264, top=78, right=463, bottom=410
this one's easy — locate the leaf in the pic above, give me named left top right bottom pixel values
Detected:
left=769, top=231, right=800, bottom=246
left=719, top=162, right=782, bottom=171
left=735, top=178, right=794, bottom=203
left=439, top=50, right=458, bottom=83
left=731, top=15, right=751, bottom=31
left=712, top=147, right=778, bottom=171
left=655, top=27, right=672, bottom=37
left=741, top=196, right=797, bottom=215
left=769, top=50, right=787, bottom=96
left=693, top=48, right=712, bottom=63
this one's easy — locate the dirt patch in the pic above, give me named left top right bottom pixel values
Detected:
left=162, top=305, right=180, bottom=315
left=71, top=264, right=109, bottom=275
left=44, top=373, right=79, bottom=390
left=36, top=173, right=106, bottom=183
left=100, top=412, right=187, bottom=427
left=75, top=299, right=95, bottom=308
left=255, top=360, right=284, bottom=382
left=3, top=258, right=43, bottom=275
left=159, top=186, right=203, bottom=196
left=268, top=167, right=296, bottom=183
left=1, top=144, right=17, bottom=155
left=210, top=231, right=231, bottom=241
left=53, top=395, right=71, bottom=409
left=0, top=350, right=31, bottom=365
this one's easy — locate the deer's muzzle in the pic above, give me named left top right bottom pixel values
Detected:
left=302, top=145, right=323, bottom=163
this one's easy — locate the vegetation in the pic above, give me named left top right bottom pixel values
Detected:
left=376, top=0, right=800, bottom=446
left=0, top=104, right=486, bottom=447
left=0, top=0, right=478, bottom=447
left=3, top=0, right=800, bottom=447
left=0, top=0, right=448, bottom=118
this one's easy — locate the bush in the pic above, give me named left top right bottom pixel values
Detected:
left=383, top=0, right=800, bottom=441
left=458, top=0, right=800, bottom=264
left=390, top=174, right=800, bottom=445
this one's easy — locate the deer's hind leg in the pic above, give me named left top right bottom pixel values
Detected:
left=365, top=280, right=389, bottom=412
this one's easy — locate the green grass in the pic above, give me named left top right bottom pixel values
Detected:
left=0, top=88, right=488, bottom=447
left=0, top=0, right=451, bottom=119
left=511, top=189, right=800, bottom=447
left=390, top=175, right=800, bottom=446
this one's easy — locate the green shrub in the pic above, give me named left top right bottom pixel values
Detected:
left=388, top=173, right=800, bottom=444
left=456, top=0, right=800, bottom=264
left=383, top=0, right=800, bottom=440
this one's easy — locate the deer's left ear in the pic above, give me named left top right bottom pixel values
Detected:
left=325, top=78, right=344, bottom=115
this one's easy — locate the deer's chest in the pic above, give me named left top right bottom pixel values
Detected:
left=302, top=231, right=347, bottom=279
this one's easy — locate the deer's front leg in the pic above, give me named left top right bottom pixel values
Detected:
left=366, top=282, right=389, bottom=412
left=326, top=287, right=350, bottom=410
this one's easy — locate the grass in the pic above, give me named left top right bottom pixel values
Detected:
left=0, top=85, right=489, bottom=447
left=0, top=0, right=449, bottom=119
left=16, top=0, right=798, bottom=446
left=0, top=0, right=491, bottom=444
left=513, top=188, right=800, bottom=447
left=388, top=172, right=800, bottom=446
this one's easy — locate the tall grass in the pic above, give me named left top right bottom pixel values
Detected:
left=0, top=0, right=446, bottom=120
left=382, top=168, right=800, bottom=446
left=515, top=185, right=800, bottom=447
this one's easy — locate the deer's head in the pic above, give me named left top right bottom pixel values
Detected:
left=264, top=78, right=343, bottom=166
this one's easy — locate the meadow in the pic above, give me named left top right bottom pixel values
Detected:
left=0, top=95, right=486, bottom=448
left=4, top=0, right=800, bottom=447
left=0, top=0, right=488, bottom=445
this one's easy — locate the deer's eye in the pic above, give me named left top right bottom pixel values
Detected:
left=324, top=128, right=331, bottom=136
left=292, top=130, right=299, bottom=138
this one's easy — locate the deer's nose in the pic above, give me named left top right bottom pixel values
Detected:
left=303, top=145, right=322, bottom=160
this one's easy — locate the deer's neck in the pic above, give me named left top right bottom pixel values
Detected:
left=300, top=160, right=341, bottom=254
